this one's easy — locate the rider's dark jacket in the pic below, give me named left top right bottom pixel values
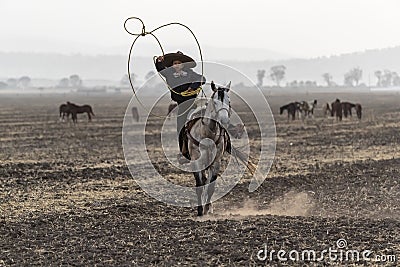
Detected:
left=155, top=61, right=206, bottom=104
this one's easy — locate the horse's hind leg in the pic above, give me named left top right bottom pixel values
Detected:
left=88, top=112, right=92, bottom=121
left=72, top=113, right=77, bottom=124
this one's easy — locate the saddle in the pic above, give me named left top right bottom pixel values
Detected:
left=181, top=117, right=232, bottom=160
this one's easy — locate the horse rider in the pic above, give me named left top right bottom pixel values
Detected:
left=155, top=51, right=206, bottom=163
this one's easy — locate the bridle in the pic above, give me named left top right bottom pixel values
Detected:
left=188, top=88, right=231, bottom=147
left=208, top=89, right=231, bottom=120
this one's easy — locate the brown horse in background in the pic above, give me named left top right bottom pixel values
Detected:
left=331, top=99, right=342, bottom=121
left=323, top=103, right=331, bottom=117
left=330, top=100, right=362, bottom=121
left=131, top=107, right=139, bottom=122
left=67, top=101, right=95, bottom=123
left=299, top=100, right=317, bottom=118
left=355, top=104, right=362, bottom=119
left=280, top=102, right=300, bottom=121
left=167, top=103, right=178, bottom=119
left=341, top=102, right=362, bottom=120
left=341, top=102, right=356, bottom=118
left=59, top=103, right=71, bottom=121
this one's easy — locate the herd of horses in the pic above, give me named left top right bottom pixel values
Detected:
left=59, top=101, right=95, bottom=123
left=280, top=100, right=318, bottom=121
left=280, top=99, right=362, bottom=121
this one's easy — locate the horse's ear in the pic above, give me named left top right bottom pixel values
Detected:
left=225, top=81, right=231, bottom=91
left=211, top=81, right=217, bottom=92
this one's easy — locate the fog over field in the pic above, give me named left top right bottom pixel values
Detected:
left=1, top=0, right=400, bottom=90
left=1, top=46, right=400, bottom=87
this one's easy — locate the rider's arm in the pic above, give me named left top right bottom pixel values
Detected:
left=155, top=56, right=168, bottom=78
left=189, top=71, right=206, bottom=90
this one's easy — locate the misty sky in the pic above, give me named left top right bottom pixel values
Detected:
left=2, top=0, right=400, bottom=59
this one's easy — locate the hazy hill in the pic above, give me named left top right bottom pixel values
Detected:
left=1, top=46, right=400, bottom=86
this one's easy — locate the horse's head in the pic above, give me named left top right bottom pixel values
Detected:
left=280, top=106, right=284, bottom=114
left=209, top=81, right=231, bottom=126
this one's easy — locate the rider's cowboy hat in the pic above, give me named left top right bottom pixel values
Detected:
left=163, top=51, right=196, bottom=68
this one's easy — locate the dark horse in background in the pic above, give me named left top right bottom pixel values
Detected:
left=331, top=99, right=343, bottom=121
left=280, top=102, right=300, bottom=121
left=331, top=99, right=362, bottom=121
left=167, top=103, right=178, bottom=120
left=59, top=103, right=71, bottom=121
left=66, top=101, right=95, bottom=124
left=131, top=107, right=139, bottom=122
left=341, top=102, right=362, bottom=120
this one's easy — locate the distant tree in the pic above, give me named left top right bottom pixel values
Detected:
left=374, top=70, right=382, bottom=86
left=344, top=73, right=354, bottom=86
left=305, top=80, right=317, bottom=87
left=58, top=77, right=70, bottom=87
left=322, top=73, right=333, bottom=86
left=0, top=81, right=7, bottom=89
left=381, top=69, right=393, bottom=87
left=6, top=78, right=17, bottom=88
left=257, top=69, right=266, bottom=87
left=351, top=67, right=362, bottom=86
left=344, top=67, right=362, bottom=86
left=144, top=71, right=158, bottom=87
left=269, top=65, right=286, bottom=87
left=69, top=74, right=82, bottom=87
left=121, top=73, right=136, bottom=86
left=145, top=71, right=156, bottom=81
left=18, top=76, right=31, bottom=89
left=392, top=72, right=400, bottom=86
left=289, top=80, right=298, bottom=87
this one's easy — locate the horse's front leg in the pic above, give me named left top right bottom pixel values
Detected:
left=194, top=171, right=205, bottom=216
left=204, top=162, right=220, bottom=215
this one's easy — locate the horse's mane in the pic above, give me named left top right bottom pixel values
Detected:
left=67, top=102, right=79, bottom=108
left=280, top=102, right=296, bottom=110
left=280, top=103, right=289, bottom=110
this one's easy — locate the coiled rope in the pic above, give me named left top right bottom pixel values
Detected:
left=124, top=17, right=206, bottom=117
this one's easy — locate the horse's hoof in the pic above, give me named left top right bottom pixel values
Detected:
left=208, top=205, right=213, bottom=214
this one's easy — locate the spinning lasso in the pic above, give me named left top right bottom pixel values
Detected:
left=124, top=17, right=205, bottom=117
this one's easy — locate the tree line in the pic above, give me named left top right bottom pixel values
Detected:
left=2, top=67, right=399, bottom=90
left=256, top=66, right=400, bottom=88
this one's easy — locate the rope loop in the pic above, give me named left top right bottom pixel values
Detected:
left=124, top=17, right=206, bottom=118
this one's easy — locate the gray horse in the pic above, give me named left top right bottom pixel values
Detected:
left=186, top=81, right=232, bottom=216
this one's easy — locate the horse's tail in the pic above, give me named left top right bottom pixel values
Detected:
left=90, top=107, right=95, bottom=116
left=230, top=146, right=257, bottom=175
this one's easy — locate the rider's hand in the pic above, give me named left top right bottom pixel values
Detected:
left=157, top=56, right=164, bottom=62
